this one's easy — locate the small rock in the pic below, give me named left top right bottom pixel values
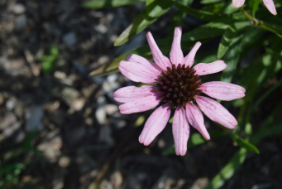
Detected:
left=6, top=97, right=17, bottom=110
left=10, top=4, right=26, bottom=14
left=25, top=106, right=44, bottom=132
left=15, top=14, right=27, bottom=31
left=105, top=104, right=118, bottom=115
left=96, top=96, right=106, bottom=124
left=96, top=107, right=106, bottom=124
left=95, top=24, right=107, bottom=33
left=63, top=32, right=77, bottom=47
left=1, top=112, right=21, bottom=138
left=98, top=56, right=109, bottom=65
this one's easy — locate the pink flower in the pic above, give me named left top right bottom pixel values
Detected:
left=232, top=0, right=277, bottom=15
left=114, top=27, right=246, bottom=156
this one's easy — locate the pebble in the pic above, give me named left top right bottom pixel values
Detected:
left=25, top=106, right=44, bottom=132
left=10, top=4, right=26, bottom=14
left=63, top=32, right=77, bottom=47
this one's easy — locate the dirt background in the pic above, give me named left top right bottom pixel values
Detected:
left=0, top=0, right=282, bottom=189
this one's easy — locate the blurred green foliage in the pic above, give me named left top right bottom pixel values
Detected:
left=39, top=44, right=59, bottom=74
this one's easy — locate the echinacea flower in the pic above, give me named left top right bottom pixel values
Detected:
left=232, top=0, right=277, bottom=15
left=114, top=27, right=246, bottom=156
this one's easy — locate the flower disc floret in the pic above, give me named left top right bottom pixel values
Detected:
left=157, top=64, right=202, bottom=107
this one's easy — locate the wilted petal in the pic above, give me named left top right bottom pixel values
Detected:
left=139, top=103, right=171, bottom=145
left=119, top=60, right=161, bottom=83
left=170, top=27, right=184, bottom=67
left=199, top=81, right=246, bottom=101
left=119, top=94, right=161, bottom=114
left=146, top=32, right=172, bottom=70
left=126, top=54, right=162, bottom=71
left=196, top=96, right=238, bottom=129
left=232, top=0, right=245, bottom=8
left=263, top=0, right=277, bottom=15
left=173, top=107, right=189, bottom=156
left=114, top=85, right=159, bottom=103
left=183, top=42, right=201, bottom=67
left=186, top=103, right=210, bottom=140
left=193, top=60, right=226, bottom=76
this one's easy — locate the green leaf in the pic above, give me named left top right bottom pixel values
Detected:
left=201, top=0, right=222, bottom=4
left=114, top=0, right=172, bottom=46
left=217, top=22, right=248, bottom=59
left=231, top=134, right=259, bottom=154
left=248, top=0, right=261, bottom=16
left=175, top=2, right=222, bottom=21
left=220, top=37, right=242, bottom=82
left=204, top=148, right=248, bottom=189
left=260, top=22, right=282, bottom=38
left=82, top=0, right=146, bottom=8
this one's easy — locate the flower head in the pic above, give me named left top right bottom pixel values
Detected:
left=114, top=27, right=246, bottom=156
left=232, top=0, right=277, bottom=15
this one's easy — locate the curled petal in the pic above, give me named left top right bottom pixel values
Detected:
left=183, top=42, right=201, bottom=67
left=170, top=27, right=184, bottom=67
left=173, top=107, right=189, bottom=156
left=193, top=60, right=226, bottom=76
left=186, top=103, right=210, bottom=140
left=119, top=60, right=161, bottom=83
left=199, top=81, right=246, bottom=101
left=126, top=54, right=162, bottom=71
left=119, top=94, right=161, bottom=114
left=232, top=0, right=245, bottom=8
left=196, top=96, right=238, bottom=129
left=139, top=103, right=171, bottom=145
left=114, top=85, right=159, bottom=103
left=263, top=0, right=277, bottom=15
left=146, top=32, right=172, bottom=71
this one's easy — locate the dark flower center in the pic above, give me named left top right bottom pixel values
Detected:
left=156, top=64, right=202, bottom=108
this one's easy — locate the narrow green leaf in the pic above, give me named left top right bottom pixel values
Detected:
left=82, top=0, right=146, bottom=8
left=201, top=0, right=222, bottom=4
left=220, top=37, right=242, bottom=82
left=260, top=22, right=282, bottom=38
left=217, top=22, right=248, bottom=59
left=248, top=0, right=261, bottom=16
left=175, top=2, right=222, bottom=21
left=114, top=0, right=172, bottom=46
left=231, top=134, right=259, bottom=154
left=146, top=0, right=154, bottom=6
left=204, top=148, right=248, bottom=189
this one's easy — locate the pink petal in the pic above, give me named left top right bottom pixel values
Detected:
left=146, top=32, right=172, bottom=71
left=196, top=96, right=238, bottom=129
left=126, top=54, right=162, bottom=71
left=119, top=60, right=161, bottom=83
left=199, top=81, right=246, bottom=101
left=170, top=27, right=184, bottom=67
left=118, top=93, right=161, bottom=114
left=139, top=103, right=171, bottom=145
left=193, top=60, right=227, bottom=76
left=263, top=0, right=277, bottom=15
left=183, top=42, right=201, bottom=67
left=173, top=107, right=189, bottom=156
left=114, top=85, right=159, bottom=103
left=232, top=0, right=245, bottom=8
left=186, top=103, right=210, bottom=140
